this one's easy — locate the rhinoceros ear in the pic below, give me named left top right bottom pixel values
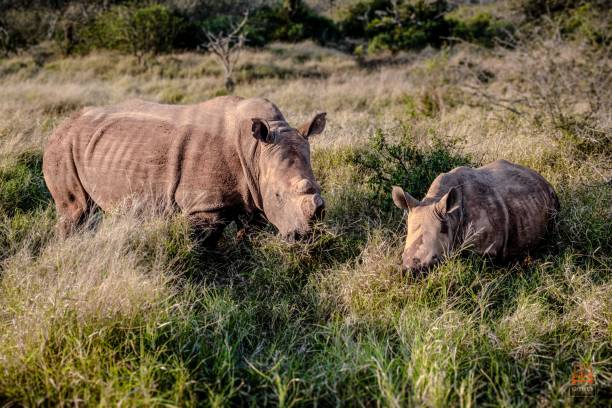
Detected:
left=251, top=118, right=272, bottom=143
left=436, top=187, right=461, bottom=214
left=298, top=112, right=326, bottom=139
left=392, top=186, right=420, bottom=211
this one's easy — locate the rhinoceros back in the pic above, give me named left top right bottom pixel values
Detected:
left=44, top=98, right=242, bottom=214
left=431, top=160, right=559, bottom=258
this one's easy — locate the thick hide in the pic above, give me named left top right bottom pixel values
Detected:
left=392, top=160, right=559, bottom=271
left=43, top=96, right=326, bottom=242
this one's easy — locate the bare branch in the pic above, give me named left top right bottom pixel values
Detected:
left=202, top=12, right=249, bottom=93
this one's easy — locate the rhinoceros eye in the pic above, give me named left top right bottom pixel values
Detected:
left=275, top=192, right=284, bottom=205
left=440, top=220, right=448, bottom=234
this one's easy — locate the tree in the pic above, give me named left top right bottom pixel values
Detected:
left=203, top=12, right=248, bottom=93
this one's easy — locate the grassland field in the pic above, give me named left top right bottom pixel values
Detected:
left=0, top=21, right=610, bottom=407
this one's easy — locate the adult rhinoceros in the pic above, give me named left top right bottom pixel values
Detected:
left=392, top=160, right=559, bottom=272
left=43, top=96, right=327, bottom=243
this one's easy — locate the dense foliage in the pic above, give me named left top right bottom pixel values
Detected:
left=71, top=4, right=183, bottom=57
left=342, top=0, right=454, bottom=52
left=1, top=0, right=607, bottom=57
left=351, top=127, right=472, bottom=208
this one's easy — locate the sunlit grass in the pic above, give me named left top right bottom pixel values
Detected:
left=0, top=33, right=610, bottom=406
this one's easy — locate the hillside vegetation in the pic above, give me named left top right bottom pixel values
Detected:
left=0, top=1, right=610, bottom=406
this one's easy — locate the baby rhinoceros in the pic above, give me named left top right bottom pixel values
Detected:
left=392, top=160, right=559, bottom=272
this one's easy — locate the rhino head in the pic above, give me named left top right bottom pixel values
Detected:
left=392, top=185, right=463, bottom=272
left=251, top=113, right=327, bottom=241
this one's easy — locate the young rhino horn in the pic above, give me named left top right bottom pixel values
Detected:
left=295, top=179, right=316, bottom=194
left=392, top=186, right=420, bottom=210
left=301, top=193, right=324, bottom=218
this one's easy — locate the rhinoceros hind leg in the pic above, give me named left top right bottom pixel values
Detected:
left=44, top=164, right=94, bottom=239
left=54, top=193, right=95, bottom=239
left=43, top=136, right=98, bottom=238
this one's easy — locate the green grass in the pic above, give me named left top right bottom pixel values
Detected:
left=0, top=31, right=610, bottom=407
left=0, top=151, right=608, bottom=406
left=0, top=150, right=50, bottom=216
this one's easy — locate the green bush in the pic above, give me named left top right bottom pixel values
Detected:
left=341, top=0, right=453, bottom=53
left=75, top=4, right=183, bottom=58
left=130, top=5, right=182, bottom=55
left=339, top=0, right=391, bottom=39
left=510, top=0, right=609, bottom=21
left=245, top=2, right=340, bottom=47
left=0, top=9, right=50, bottom=55
left=559, top=3, right=610, bottom=44
left=341, top=0, right=520, bottom=52
left=448, top=11, right=515, bottom=48
left=350, top=127, right=473, bottom=208
left=160, top=1, right=340, bottom=51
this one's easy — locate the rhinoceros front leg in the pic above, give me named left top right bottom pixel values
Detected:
left=188, top=212, right=227, bottom=248
left=234, top=212, right=267, bottom=241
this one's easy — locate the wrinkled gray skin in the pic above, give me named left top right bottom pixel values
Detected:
left=43, top=96, right=327, bottom=244
left=392, top=160, right=559, bottom=272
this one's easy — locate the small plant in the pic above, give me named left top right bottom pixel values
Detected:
left=350, top=127, right=473, bottom=208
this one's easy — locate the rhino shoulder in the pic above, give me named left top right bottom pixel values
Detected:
left=426, top=166, right=478, bottom=199
left=486, top=159, right=514, bottom=168
left=235, top=97, right=285, bottom=122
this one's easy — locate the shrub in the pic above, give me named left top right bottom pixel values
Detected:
left=0, top=9, right=51, bottom=55
left=558, top=3, right=610, bottom=45
left=245, top=1, right=340, bottom=47
left=129, top=5, right=183, bottom=55
left=75, top=4, right=183, bottom=59
left=350, top=127, right=473, bottom=210
left=339, top=0, right=392, bottom=39
left=168, top=1, right=340, bottom=51
left=511, top=0, right=574, bottom=20
left=0, top=20, right=18, bottom=56
left=509, top=0, right=608, bottom=20
left=341, top=0, right=453, bottom=53
left=448, top=11, right=515, bottom=48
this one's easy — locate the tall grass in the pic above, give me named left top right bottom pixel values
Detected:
left=0, top=26, right=610, bottom=407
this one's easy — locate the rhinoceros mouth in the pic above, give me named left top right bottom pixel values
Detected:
left=402, top=254, right=442, bottom=274
left=281, top=229, right=308, bottom=243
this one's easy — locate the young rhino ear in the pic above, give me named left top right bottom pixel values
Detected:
left=298, top=112, right=326, bottom=138
left=436, top=187, right=462, bottom=214
left=251, top=118, right=272, bottom=143
left=392, top=186, right=420, bottom=211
